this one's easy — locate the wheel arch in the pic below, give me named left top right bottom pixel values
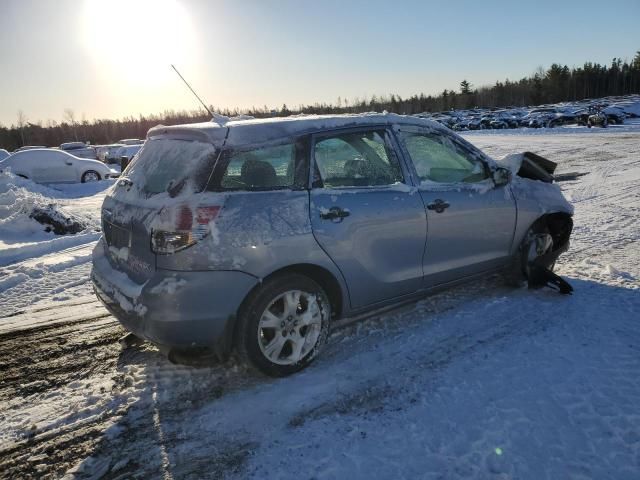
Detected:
left=251, top=263, right=344, bottom=320
left=527, top=211, right=573, bottom=250
left=505, top=211, right=573, bottom=285
left=227, top=263, right=346, bottom=354
left=81, top=169, right=102, bottom=182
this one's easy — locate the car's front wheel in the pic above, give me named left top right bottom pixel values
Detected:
left=81, top=170, right=101, bottom=183
left=504, top=225, right=555, bottom=287
left=236, top=274, right=331, bottom=376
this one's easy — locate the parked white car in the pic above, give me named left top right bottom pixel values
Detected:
left=0, top=148, right=118, bottom=183
left=0, top=149, right=9, bottom=161
left=14, top=145, right=46, bottom=152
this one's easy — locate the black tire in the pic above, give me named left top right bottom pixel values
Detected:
left=504, top=224, right=554, bottom=287
left=81, top=170, right=101, bottom=183
left=236, top=273, right=331, bottom=377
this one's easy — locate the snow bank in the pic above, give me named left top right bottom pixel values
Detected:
left=0, top=172, right=97, bottom=266
left=0, top=172, right=63, bottom=245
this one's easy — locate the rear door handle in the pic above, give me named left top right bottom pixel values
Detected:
left=427, top=199, right=450, bottom=213
left=320, top=206, right=350, bottom=221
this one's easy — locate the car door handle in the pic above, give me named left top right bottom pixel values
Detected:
left=320, top=206, right=350, bottom=220
left=427, top=199, right=450, bottom=213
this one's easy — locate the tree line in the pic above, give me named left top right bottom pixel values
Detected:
left=2, top=51, right=639, bottom=151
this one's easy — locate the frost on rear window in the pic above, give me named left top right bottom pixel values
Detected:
left=125, top=138, right=217, bottom=196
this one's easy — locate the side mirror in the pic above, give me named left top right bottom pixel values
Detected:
left=493, top=167, right=512, bottom=187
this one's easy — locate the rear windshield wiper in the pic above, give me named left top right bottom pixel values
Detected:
left=117, top=177, right=133, bottom=188
left=167, top=178, right=186, bottom=198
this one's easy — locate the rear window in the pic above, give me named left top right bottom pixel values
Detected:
left=218, top=143, right=296, bottom=190
left=125, top=138, right=217, bottom=196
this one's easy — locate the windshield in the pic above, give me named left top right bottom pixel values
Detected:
left=124, top=138, right=218, bottom=196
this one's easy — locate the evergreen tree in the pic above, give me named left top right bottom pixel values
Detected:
left=460, top=80, right=472, bottom=95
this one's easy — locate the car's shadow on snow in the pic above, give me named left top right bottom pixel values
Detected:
left=74, top=275, right=639, bottom=479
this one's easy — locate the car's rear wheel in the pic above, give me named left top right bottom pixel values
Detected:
left=236, top=274, right=331, bottom=377
left=81, top=170, right=101, bottom=183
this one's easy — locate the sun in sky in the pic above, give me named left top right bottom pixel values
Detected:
left=81, top=0, right=197, bottom=89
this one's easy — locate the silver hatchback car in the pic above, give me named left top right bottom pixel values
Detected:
left=91, top=113, right=573, bottom=376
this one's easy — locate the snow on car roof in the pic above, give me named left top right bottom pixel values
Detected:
left=147, top=112, right=445, bottom=147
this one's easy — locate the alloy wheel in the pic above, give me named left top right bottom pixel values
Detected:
left=257, top=289, right=325, bottom=365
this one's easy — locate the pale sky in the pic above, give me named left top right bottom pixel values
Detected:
left=1, top=0, right=639, bottom=126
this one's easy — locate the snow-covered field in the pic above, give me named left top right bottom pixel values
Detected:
left=0, top=127, right=639, bottom=479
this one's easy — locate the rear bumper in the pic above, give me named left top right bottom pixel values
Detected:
left=91, top=242, right=258, bottom=351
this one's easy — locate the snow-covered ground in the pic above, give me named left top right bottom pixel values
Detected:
left=0, top=176, right=111, bottom=314
left=0, top=128, right=639, bottom=479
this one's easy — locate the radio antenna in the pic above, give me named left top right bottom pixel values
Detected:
left=171, top=64, right=214, bottom=118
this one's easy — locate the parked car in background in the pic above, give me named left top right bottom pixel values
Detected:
left=114, top=144, right=142, bottom=162
left=92, top=113, right=573, bottom=377
left=417, top=96, right=638, bottom=132
left=117, top=138, right=144, bottom=145
left=0, top=148, right=118, bottom=183
left=96, top=144, right=126, bottom=164
left=60, top=141, right=98, bottom=159
left=13, top=145, right=46, bottom=152
left=587, top=107, right=608, bottom=128
left=0, top=149, right=9, bottom=161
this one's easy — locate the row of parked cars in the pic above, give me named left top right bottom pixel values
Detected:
left=7, top=138, right=143, bottom=162
left=0, top=139, right=145, bottom=184
left=422, top=96, right=640, bottom=131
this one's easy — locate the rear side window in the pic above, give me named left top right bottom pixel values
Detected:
left=219, top=143, right=296, bottom=190
left=125, top=138, right=217, bottom=196
left=313, top=130, right=403, bottom=188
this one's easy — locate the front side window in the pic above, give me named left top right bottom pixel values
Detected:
left=401, top=132, right=489, bottom=184
left=220, top=143, right=295, bottom=190
left=313, top=130, right=403, bottom=188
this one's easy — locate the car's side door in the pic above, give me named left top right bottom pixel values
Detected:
left=29, top=151, right=75, bottom=183
left=55, top=152, right=80, bottom=182
left=1, top=152, right=30, bottom=178
left=397, top=126, right=516, bottom=286
left=309, top=127, right=427, bottom=310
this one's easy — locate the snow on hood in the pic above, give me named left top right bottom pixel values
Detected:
left=495, top=153, right=525, bottom=175
left=493, top=153, right=573, bottom=215
left=511, top=176, right=574, bottom=215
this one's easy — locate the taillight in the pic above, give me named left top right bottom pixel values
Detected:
left=151, top=204, right=221, bottom=254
